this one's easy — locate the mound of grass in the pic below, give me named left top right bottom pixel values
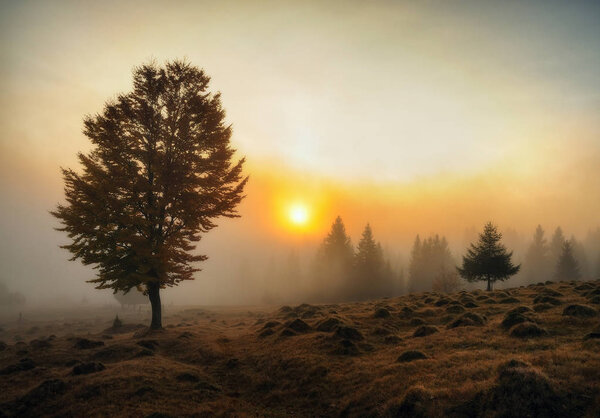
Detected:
left=509, top=323, right=548, bottom=338
left=74, top=338, right=105, bottom=350
left=258, top=328, right=275, bottom=338
left=498, top=297, right=520, bottom=304
left=399, top=306, right=414, bottom=318
left=540, top=288, right=563, bottom=297
left=587, top=296, right=600, bottom=305
left=374, top=308, right=391, bottom=318
left=533, top=295, right=562, bottom=305
left=72, top=362, right=105, bottom=375
left=533, top=303, right=554, bottom=312
left=506, top=306, right=532, bottom=315
left=409, top=318, right=426, bottom=326
left=334, top=326, right=363, bottom=341
left=501, top=311, right=535, bottom=330
left=397, top=350, right=429, bottom=362
left=0, top=358, right=36, bottom=375
left=562, top=304, right=597, bottom=318
left=446, top=305, right=465, bottom=314
left=463, top=301, right=479, bottom=308
left=447, top=312, right=486, bottom=329
left=413, top=325, right=439, bottom=337
left=331, top=339, right=360, bottom=356
left=287, top=319, right=311, bottom=333
left=383, top=385, right=433, bottom=417
left=261, top=320, right=281, bottom=330
left=482, top=359, right=567, bottom=416
left=384, top=335, right=402, bottom=344
left=316, top=317, right=342, bottom=332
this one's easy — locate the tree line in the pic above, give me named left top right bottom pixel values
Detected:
left=310, top=217, right=599, bottom=302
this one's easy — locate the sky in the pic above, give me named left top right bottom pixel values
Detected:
left=0, top=0, right=599, bottom=306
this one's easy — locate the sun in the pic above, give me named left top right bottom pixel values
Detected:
left=289, top=204, right=309, bottom=226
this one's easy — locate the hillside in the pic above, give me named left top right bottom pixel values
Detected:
left=1, top=280, right=599, bottom=417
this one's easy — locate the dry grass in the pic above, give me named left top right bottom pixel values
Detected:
left=1, top=280, right=599, bottom=417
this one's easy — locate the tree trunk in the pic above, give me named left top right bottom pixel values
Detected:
left=486, top=278, right=492, bottom=291
left=147, top=282, right=162, bottom=329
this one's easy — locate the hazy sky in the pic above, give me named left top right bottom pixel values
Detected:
left=1, top=1, right=599, bottom=305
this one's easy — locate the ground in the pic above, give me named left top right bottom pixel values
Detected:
left=1, top=280, right=599, bottom=417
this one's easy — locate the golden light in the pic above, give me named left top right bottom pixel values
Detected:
left=289, top=203, right=309, bottom=225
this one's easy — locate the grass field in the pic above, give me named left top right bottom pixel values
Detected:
left=1, top=279, right=599, bottom=417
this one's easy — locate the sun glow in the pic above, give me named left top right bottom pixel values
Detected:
left=289, top=204, right=309, bottom=225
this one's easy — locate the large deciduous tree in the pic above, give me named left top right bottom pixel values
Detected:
left=457, top=222, right=520, bottom=291
left=52, top=61, right=248, bottom=329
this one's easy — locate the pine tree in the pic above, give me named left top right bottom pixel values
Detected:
left=314, top=216, right=354, bottom=300
left=549, top=227, right=566, bottom=268
left=52, top=61, right=248, bottom=329
left=570, top=236, right=589, bottom=278
left=457, top=222, right=520, bottom=291
left=523, top=225, right=550, bottom=283
left=408, top=234, right=454, bottom=292
left=354, top=224, right=388, bottom=299
left=554, top=240, right=581, bottom=281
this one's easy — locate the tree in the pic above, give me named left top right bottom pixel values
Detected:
left=354, top=224, right=391, bottom=299
left=569, top=236, right=589, bottom=278
left=52, top=61, right=248, bottom=329
left=549, top=227, right=566, bottom=267
left=408, top=234, right=454, bottom=293
left=554, top=240, right=581, bottom=281
left=313, top=216, right=354, bottom=301
left=523, top=225, right=550, bottom=283
left=457, top=222, right=520, bottom=291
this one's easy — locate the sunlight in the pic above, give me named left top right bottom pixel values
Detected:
left=289, top=203, right=309, bottom=226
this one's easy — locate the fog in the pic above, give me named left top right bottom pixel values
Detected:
left=1, top=0, right=600, bottom=313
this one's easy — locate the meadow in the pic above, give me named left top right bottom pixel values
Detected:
left=1, top=279, right=599, bottom=417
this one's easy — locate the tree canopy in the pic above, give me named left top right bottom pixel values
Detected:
left=457, top=222, right=520, bottom=291
left=52, top=60, right=247, bottom=329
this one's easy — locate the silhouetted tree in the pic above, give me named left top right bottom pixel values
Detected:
left=554, top=240, right=581, bottom=281
left=523, top=225, right=550, bottom=283
left=549, top=227, right=566, bottom=268
left=314, top=216, right=354, bottom=300
left=52, top=61, right=248, bottom=329
left=408, top=234, right=454, bottom=292
left=570, top=236, right=589, bottom=278
left=457, top=222, right=520, bottom=291
left=354, top=224, right=391, bottom=299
